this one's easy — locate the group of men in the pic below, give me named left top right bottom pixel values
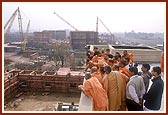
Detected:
left=78, top=47, right=164, bottom=111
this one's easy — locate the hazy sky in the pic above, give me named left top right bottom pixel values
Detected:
left=2, top=2, right=166, bottom=33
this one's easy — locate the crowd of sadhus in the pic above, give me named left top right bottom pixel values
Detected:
left=78, top=47, right=164, bottom=111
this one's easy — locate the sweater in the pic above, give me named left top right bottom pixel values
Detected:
left=126, top=75, right=145, bottom=102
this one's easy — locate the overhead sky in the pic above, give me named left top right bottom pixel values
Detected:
left=2, top=2, right=166, bottom=33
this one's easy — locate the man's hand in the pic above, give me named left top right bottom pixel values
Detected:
left=78, top=85, right=83, bottom=90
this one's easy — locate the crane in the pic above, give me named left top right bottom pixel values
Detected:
left=17, top=7, right=24, bottom=45
left=4, top=7, right=30, bottom=52
left=97, top=17, right=115, bottom=41
left=4, top=7, right=23, bottom=40
left=54, top=12, right=79, bottom=31
left=4, top=7, right=18, bottom=36
left=22, top=20, right=30, bottom=51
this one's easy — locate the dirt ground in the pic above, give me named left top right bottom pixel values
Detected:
left=4, top=92, right=81, bottom=111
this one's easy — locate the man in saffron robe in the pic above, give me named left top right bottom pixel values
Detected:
left=112, top=64, right=129, bottom=84
left=91, top=66, right=103, bottom=84
left=102, top=65, right=126, bottom=111
left=78, top=72, right=108, bottom=111
left=119, top=60, right=131, bottom=78
left=122, top=50, right=134, bottom=65
left=84, top=51, right=102, bottom=72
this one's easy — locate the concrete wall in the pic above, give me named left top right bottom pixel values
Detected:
left=111, top=49, right=162, bottom=63
left=90, top=45, right=162, bottom=63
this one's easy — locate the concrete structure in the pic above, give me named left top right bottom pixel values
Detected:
left=90, top=45, right=162, bottom=63
left=112, top=45, right=162, bottom=63
left=56, top=30, right=67, bottom=40
left=33, top=31, right=51, bottom=43
left=42, top=30, right=67, bottom=40
left=70, top=31, right=98, bottom=50
left=4, top=45, right=17, bottom=53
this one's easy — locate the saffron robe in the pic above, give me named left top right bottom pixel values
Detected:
left=92, top=71, right=103, bottom=84
left=119, top=67, right=131, bottom=78
left=102, top=71, right=126, bottom=111
left=128, top=53, right=134, bottom=65
left=122, top=53, right=134, bottom=65
left=83, top=77, right=108, bottom=111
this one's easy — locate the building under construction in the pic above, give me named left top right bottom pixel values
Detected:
left=70, top=31, right=99, bottom=50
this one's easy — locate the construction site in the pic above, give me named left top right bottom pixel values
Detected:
left=3, top=7, right=164, bottom=112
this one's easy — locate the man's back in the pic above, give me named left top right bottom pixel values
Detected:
left=102, top=71, right=126, bottom=111
left=83, top=77, right=108, bottom=111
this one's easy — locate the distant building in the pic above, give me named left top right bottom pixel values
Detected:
left=33, top=31, right=52, bottom=43
left=4, top=32, right=21, bottom=43
left=56, top=30, right=67, bottom=40
left=70, top=31, right=98, bottom=50
left=34, top=30, right=67, bottom=42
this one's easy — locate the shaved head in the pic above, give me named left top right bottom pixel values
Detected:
left=85, top=72, right=91, bottom=80
left=91, top=66, right=98, bottom=73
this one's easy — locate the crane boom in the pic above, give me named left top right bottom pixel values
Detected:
left=4, top=7, right=30, bottom=51
left=54, top=12, right=78, bottom=31
left=97, top=17, right=116, bottom=43
left=4, top=7, right=18, bottom=35
left=97, top=17, right=113, bottom=37
left=96, top=16, right=98, bottom=33
left=18, top=8, right=24, bottom=43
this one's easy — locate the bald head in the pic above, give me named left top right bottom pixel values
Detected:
left=85, top=72, right=91, bottom=80
left=91, top=66, right=98, bottom=73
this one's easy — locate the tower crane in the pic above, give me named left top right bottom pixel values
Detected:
left=96, top=17, right=115, bottom=41
left=54, top=12, right=79, bottom=31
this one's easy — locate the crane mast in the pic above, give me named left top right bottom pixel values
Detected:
left=22, top=20, right=30, bottom=51
left=54, top=12, right=79, bottom=31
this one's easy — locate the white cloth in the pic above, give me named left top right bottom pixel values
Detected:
left=78, top=78, right=92, bottom=111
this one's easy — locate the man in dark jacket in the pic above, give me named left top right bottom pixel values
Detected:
left=143, top=66, right=164, bottom=111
